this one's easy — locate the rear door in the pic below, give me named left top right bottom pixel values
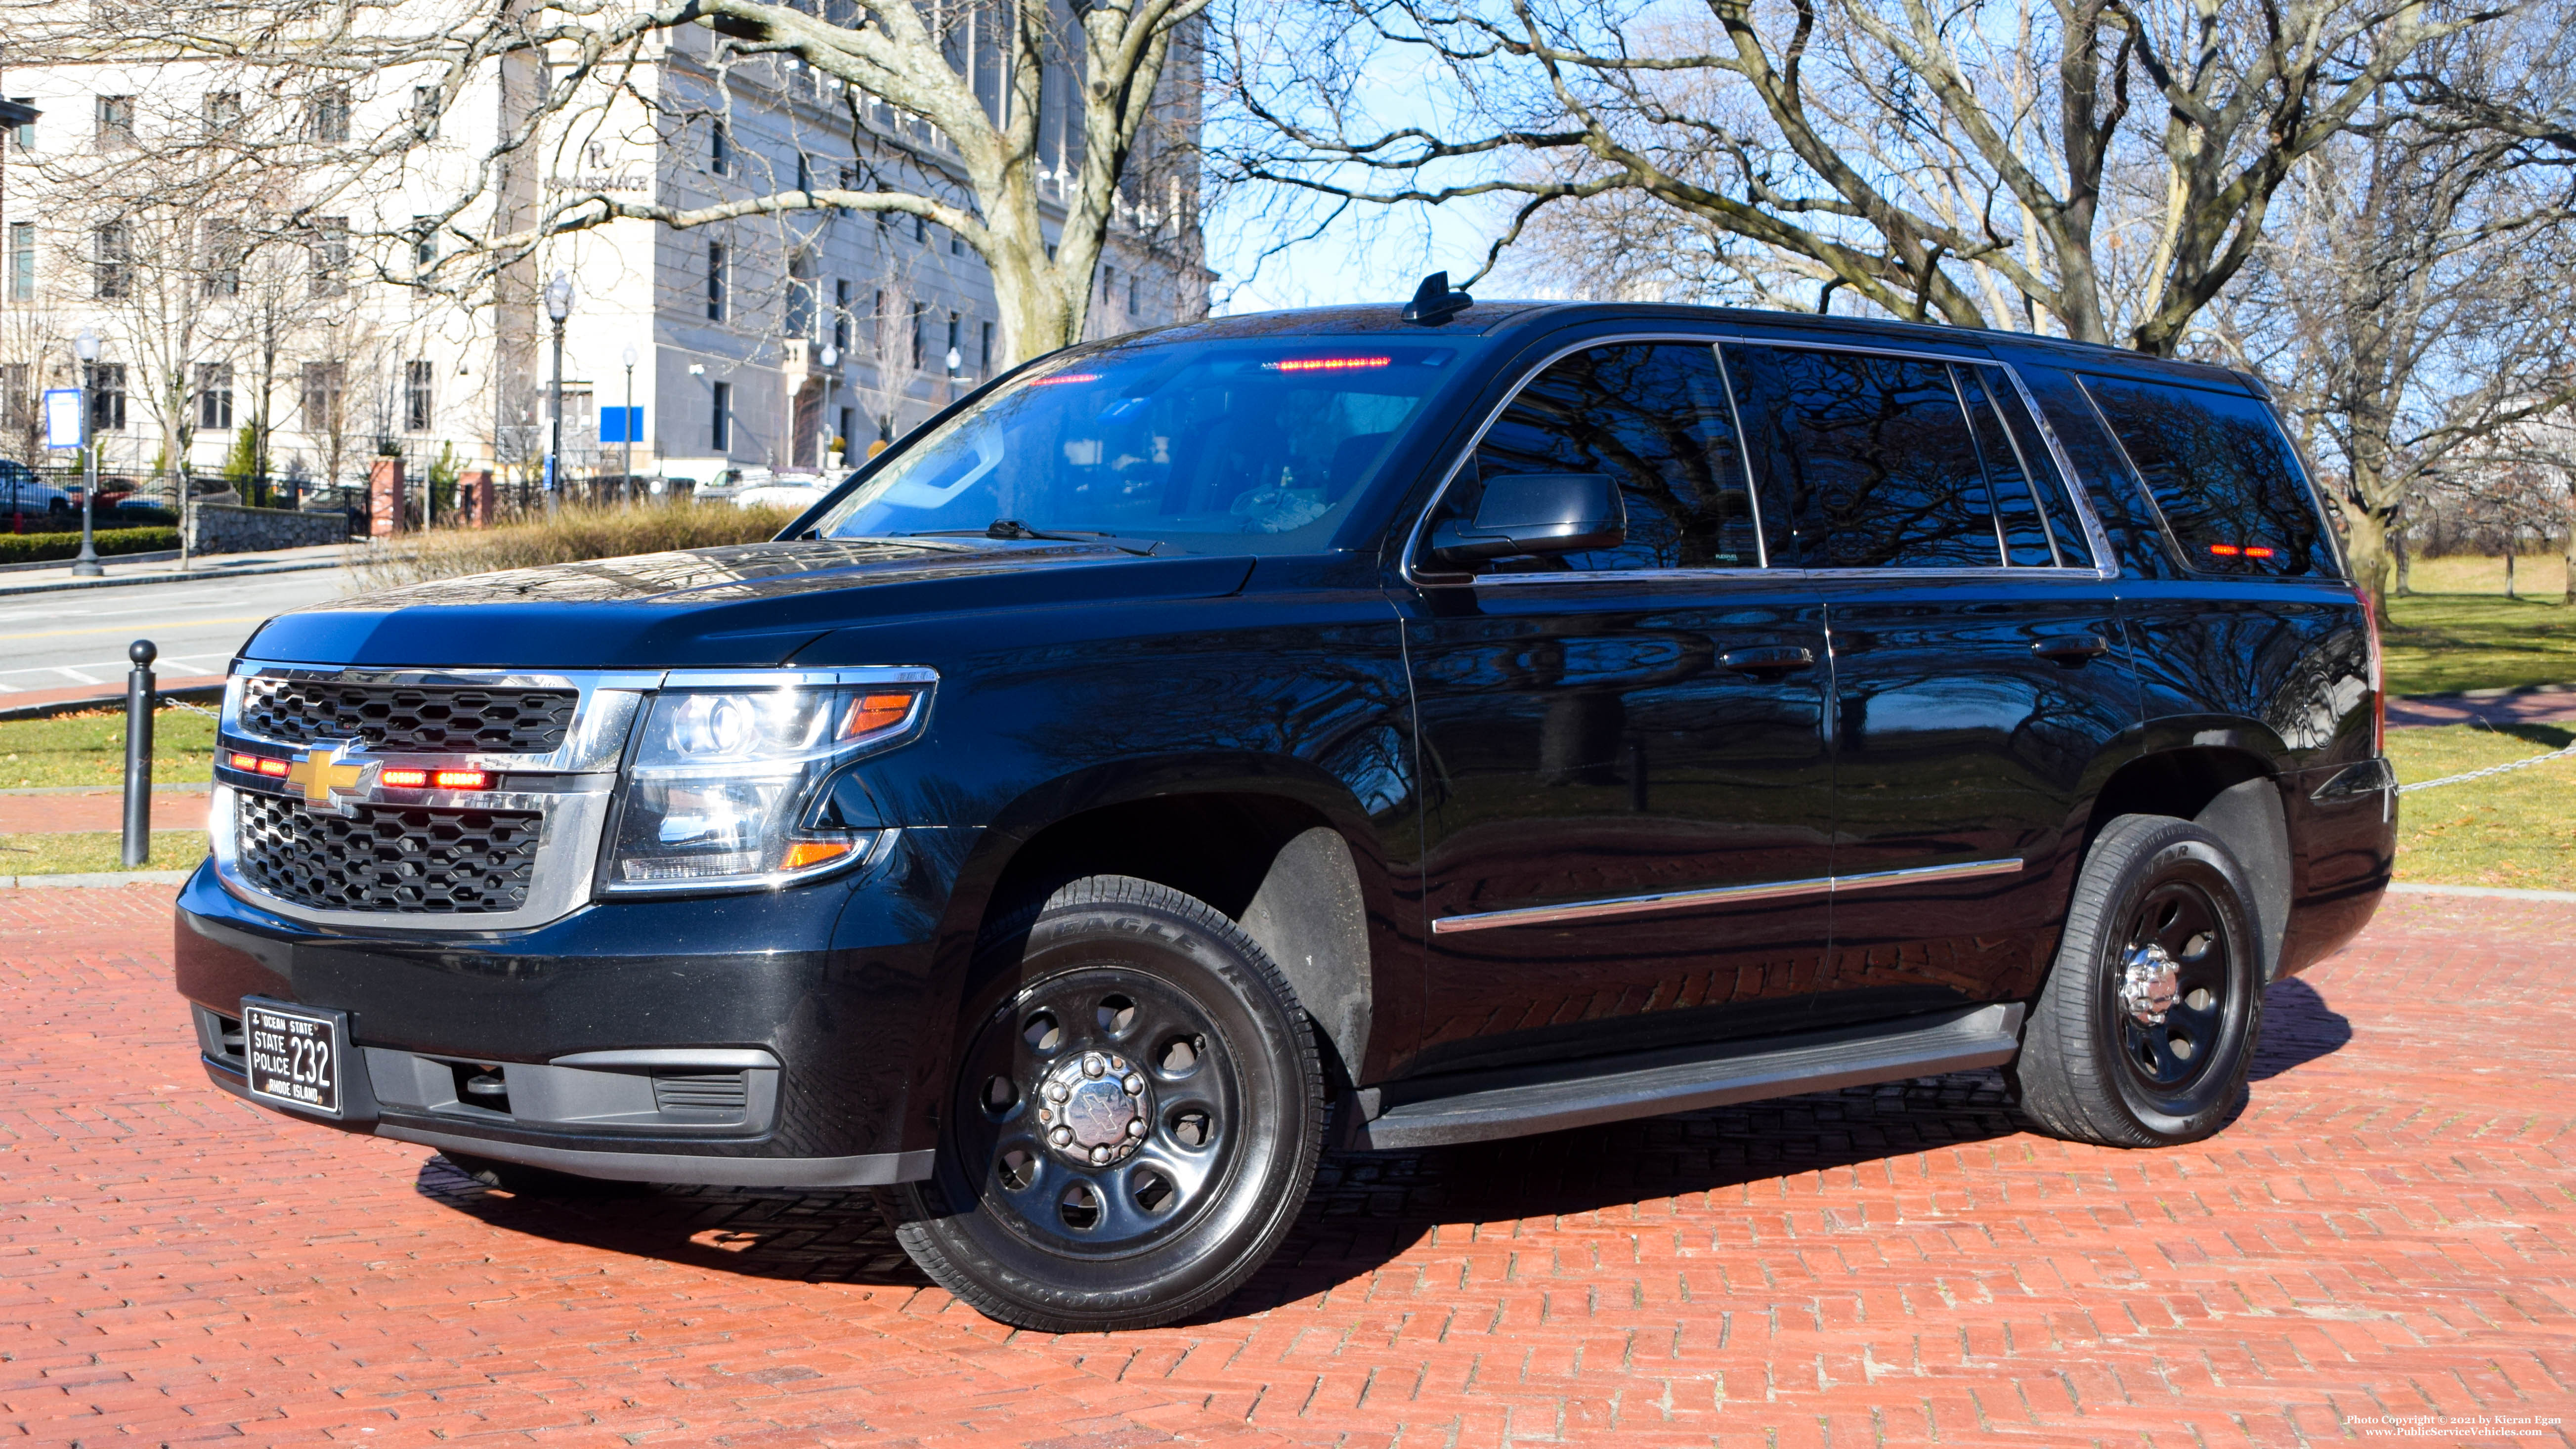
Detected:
left=1724, top=336, right=2139, bottom=1023
left=1397, top=337, right=1837, bottom=1075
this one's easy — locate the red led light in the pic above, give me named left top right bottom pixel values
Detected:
left=2244, top=546, right=2276, bottom=558
left=432, top=770, right=491, bottom=790
left=1026, top=372, right=1100, bottom=386
left=2207, top=544, right=2242, bottom=556
left=380, top=768, right=429, bottom=788
left=257, top=758, right=291, bottom=778
left=228, top=752, right=261, bottom=771
left=1265, top=356, right=1391, bottom=373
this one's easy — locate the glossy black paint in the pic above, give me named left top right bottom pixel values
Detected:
left=177, top=298, right=2394, bottom=1172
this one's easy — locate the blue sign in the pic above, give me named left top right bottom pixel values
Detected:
left=600, top=406, right=644, bottom=444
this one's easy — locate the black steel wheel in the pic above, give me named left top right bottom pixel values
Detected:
left=2016, top=813, right=2263, bottom=1147
left=887, top=875, right=1324, bottom=1331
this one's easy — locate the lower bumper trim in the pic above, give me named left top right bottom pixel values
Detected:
left=377, top=1122, right=935, bottom=1188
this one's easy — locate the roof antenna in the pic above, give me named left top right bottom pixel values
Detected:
left=1401, top=271, right=1474, bottom=326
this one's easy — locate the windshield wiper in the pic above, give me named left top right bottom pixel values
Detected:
left=902, top=520, right=1167, bottom=556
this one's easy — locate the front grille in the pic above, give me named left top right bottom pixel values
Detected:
left=653, top=1072, right=751, bottom=1113
left=235, top=791, right=543, bottom=914
left=241, top=678, right=578, bottom=755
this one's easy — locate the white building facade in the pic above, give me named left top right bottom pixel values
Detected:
left=0, top=10, right=1208, bottom=504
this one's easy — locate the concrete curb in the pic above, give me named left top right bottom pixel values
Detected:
left=0, top=547, right=185, bottom=574
left=0, top=556, right=344, bottom=599
left=0, top=869, right=192, bottom=889
left=2388, top=881, right=2576, bottom=903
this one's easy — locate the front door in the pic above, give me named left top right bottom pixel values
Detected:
left=1725, top=339, right=2140, bottom=1022
left=1399, top=339, right=1835, bottom=1077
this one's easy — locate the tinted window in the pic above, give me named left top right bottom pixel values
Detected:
left=816, top=340, right=1476, bottom=554
left=1976, top=369, right=2094, bottom=567
left=1731, top=346, right=2001, bottom=569
left=2080, top=374, right=2334, bottom=578
left=1466, top=342, right=1758, bottom=571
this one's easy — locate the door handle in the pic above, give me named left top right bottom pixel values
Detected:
left=2030, top=634, right=2111, bottom=666
left=1719, top=645, right=1817, bottom=676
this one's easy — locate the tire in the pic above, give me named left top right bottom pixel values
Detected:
left=887, top=874, right=1325, bottom=1332
left=437, top=1151, right=646, bottom=1197
left=2016, top=813, right=2264, bottom=1148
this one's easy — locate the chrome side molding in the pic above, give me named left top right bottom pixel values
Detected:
left=1429, top=856, right=2026, bottom=935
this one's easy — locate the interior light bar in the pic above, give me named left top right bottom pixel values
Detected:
left=1265, top=356, right=1391, bottom=373
left=1027, top=372, right=1100, bottom=386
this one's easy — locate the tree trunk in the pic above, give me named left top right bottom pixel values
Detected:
left=2343, top=505, right=2392, bottom=624
left=2393, top=525, right=2411, bottom=597
left=2564, top=519, right=2575, bottom=606
left=2504, top=542, right=2516, bottom=598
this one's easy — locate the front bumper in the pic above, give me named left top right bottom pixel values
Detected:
left=173, top=830, right=971, bottom=1185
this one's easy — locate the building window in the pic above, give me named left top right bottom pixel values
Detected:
left=403, top=359, right=434, bottom=432
left=0, top=364, right=29, bottom=434
left=785, top=250, right=816, bottom=340
left=309, top=86, right=350, bottom=143
left=85, top=362, right=127, bottom=433
left=945, top=311, right=959, bottom=371
left=308, top=217, right=348, bottom=298
left=196, top=363, right=233, bottom=431
left=204, top=92, right=242, bottom=136
left=836, top=406, right=854, bottom=452
left=95, top=95, right=135, bottom=150
left=202, top=220, right=243, bottom=297
left=832, top=280, right=852, bottom=351
left=951, top=230, right=962, bottom=256
left=710, top=380, right=730, bottom=450
left=7, top=222, right=32, bottom=302
left=299, top=361, right=344, bottom=434
left=412, top=85, right=439, bottom=139
left=411, top=217, right=436, bottom=271
left=795, top=152, right=810, bottom=195
left=706, top=241, right=726, bottom=321
left=1101, top=265, right=1114, bottom=315
left=910, top=302, right=927, bottom=370
left=709, top=121, right=730, bottom=176
left=914, top=214, right=927, bottom=244
left=6, top=98, right=33, bottom=152
left=1128, top=273, right=1139, bottom=316
left=872, top=289, right=886, bottom=354
left=93, top=222, right=129, bottom=299
left=980, top=320, right=992, bottom=372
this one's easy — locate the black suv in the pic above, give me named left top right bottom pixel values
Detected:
left=177, top=288, right=2395, bottom=1331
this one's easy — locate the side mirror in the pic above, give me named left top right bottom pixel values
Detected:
left=1430, top=471, right=1626, bottom=564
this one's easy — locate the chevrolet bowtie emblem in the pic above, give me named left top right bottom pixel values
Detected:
left=283, top=746, right=367, bottom=808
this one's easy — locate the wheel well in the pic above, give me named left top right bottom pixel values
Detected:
left=2086, top=747, right=2292, bottom=980
left=983, top=795, right=1373, bottom=1089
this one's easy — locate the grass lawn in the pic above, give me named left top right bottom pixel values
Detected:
left=0, top=707, right=218, bottom=789
left=2386, top=723, right=2576, bottom=891
left=2383, top=554, right=2576, bottom=698
left=0, top=830, right=207, bottom=876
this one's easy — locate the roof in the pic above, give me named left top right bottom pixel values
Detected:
left=0, top=98, right=36, bottom=127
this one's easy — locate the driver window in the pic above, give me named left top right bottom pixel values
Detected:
left=1460, top=342, right=1761, bottom=572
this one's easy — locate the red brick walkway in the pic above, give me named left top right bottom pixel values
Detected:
left=2, top=888, right=2569, bottom=1448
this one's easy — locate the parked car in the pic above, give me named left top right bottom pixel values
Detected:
left=0, top=459, right=71, bottom=519
left=174, top=281, right=2393, bottom=1333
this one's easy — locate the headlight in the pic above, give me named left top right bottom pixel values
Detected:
left=601, top=672, right=930, bottom=894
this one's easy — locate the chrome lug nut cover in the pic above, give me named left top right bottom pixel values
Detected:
left=1032, top=1049, right=1151, bottom=1166
left=2120, top=942, right=2183, bottom=1024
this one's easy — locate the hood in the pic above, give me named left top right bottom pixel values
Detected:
left=244, top=538, right=1257, bottom=669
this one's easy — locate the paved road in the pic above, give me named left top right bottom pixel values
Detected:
left=0, top=567, right=355, bottom=700
left=0, top=887, right=2565, bottom=1446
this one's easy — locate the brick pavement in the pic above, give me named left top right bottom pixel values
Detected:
left=1, top=886, right=2569, bottom=1448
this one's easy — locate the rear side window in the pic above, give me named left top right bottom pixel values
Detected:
left=2079, top=374, right=2336, bottom=578
left=1728, top=346, right=1998, bottom=569
left=1470, top=341, right=1760, bottom=571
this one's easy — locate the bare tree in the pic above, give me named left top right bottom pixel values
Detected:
left=1221, top=0, right=2487, bottom=355
left=2210, top=13, right=2576, bottom=618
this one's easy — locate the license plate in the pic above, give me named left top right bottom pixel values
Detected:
left=241, top=999, right=346, bottom=1117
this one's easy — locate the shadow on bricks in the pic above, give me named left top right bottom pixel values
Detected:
left=401, top=975, right=2356, bottom=1323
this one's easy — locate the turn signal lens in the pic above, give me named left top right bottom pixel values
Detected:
left=228, top=752, right=261, bottom=771
left=380, top=768, right=429, bottom=788
left=257, top=758, right=290, bottom=778
left=840, top=692, right=916, bottom=739
left=780, top=840, right=856, bottom=870
left=433, top=770, right=491, bottom=790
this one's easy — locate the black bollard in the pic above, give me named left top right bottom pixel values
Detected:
left=122, top=639, right=156, bottom=868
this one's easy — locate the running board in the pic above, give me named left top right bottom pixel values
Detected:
left=1349, top=1003, right=2025, bottom=1151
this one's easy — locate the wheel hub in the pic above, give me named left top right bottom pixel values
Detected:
left=1035, top=1050, right=1150, bottom=1166
left=2119, top=942, right=2182, bottom=1024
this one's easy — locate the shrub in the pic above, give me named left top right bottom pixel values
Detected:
left=348, top=501, right=800, bottom=589
left=0, top=527, right=180, bottom=565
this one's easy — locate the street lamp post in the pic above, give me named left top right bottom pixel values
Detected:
left=619, top=343, right=638, bottom=504
left=544, top=270, right=574, bottom=513
left=71, top=329, right=102, bottom=578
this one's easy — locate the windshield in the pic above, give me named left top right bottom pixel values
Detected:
left=814, top=338, right=1479, bottom=552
